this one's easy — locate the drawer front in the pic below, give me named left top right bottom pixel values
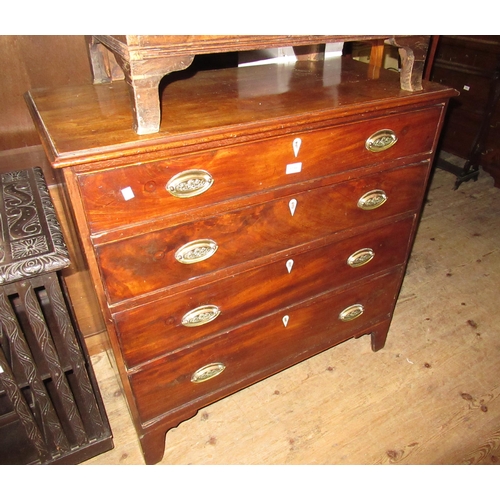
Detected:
left=129, top=269, right=403, bottom=424
left=115, top=217, right=414, bottom=367
left=97, top=162, right=429, bottom=303
left=78, top=107, right=442, bottom=234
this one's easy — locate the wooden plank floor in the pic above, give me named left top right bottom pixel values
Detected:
left=83, top=161, right=500, bottom=466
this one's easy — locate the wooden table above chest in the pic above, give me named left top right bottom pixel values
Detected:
left=86, top=35, right=432, bottom=134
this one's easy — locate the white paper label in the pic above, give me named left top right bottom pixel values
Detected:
left=286, top=162, right=302, bottom=174
left=121, top=186, right=135, bottom=201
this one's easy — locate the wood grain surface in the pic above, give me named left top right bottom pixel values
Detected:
left=83, top=162, right=500, bottom=465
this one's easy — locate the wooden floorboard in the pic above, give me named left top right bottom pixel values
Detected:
left=82, top=161, right=500, bottom=466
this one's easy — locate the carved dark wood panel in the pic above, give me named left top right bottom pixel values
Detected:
left=0, top=167, right=112, bottom=464
left=0, top=167, right=69, bottom=284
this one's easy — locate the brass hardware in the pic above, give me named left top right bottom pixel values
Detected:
left=166, top=169, right=214, bottom=198
left=175, top=239, right=218, bottom=264
left=191, top=362, right=226, bottom=383
left=339, top=304, right=364, bottom=322
left=357, top=189, right=387, bottom=210
left=365, top=129, right=398, bottom=152
left=182, top=305, right=221, bottom=327
left=347, top=248, right=375, bottom=268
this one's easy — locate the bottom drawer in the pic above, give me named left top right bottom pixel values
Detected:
left=129, top=267, right=404, bottom=424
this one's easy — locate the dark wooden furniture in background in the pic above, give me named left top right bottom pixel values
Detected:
left=26, top=36, right=455, bottom=464
left=430, top=36, right=500, bottom=189
left=0, top=167, right=112, bottom=464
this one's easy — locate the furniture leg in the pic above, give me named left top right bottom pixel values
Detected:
left=88, top=37, right=194, bottom=134
left=293, top=44, right=326, bottom=61
left=367, top=39, right=385, bottom=80
left=388, top=36, right=431, bottom=91
left=122, top=56, right=195, bottom=134
left=85, top=35, right=124, bottom=84
left=139, top=428, right=168, bottom=465
left=370, top=319, right=391, bottom=352
left=139, top=407, right=200, bottom=464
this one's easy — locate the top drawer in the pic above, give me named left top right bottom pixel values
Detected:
left=77, top=106, right=443, bottom=234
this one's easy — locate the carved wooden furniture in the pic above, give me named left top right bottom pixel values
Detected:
left=26, top=46, right=456, bottom=464
left=430, top=36, right=500, bottom=188
left=86, top=35, right=431, bottom=134
left=0, top=167, right=112, bottom=464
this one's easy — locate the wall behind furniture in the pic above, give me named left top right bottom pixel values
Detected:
left=0, top=35, right=108, bottom=353
left=0, top=35, right=92, bottom=151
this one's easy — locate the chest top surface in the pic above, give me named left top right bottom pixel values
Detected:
left=25, top=58, right=456, bottom=169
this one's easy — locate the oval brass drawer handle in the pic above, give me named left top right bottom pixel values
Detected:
left=365, top=129, right=398, bottom=152
left=357, top=189, right=387, bottom=210
left=175, top=239, right=218, bottom=264
left=182, top=305, right=221, bottom=327
left=166, top=169, right=214, bottom=198
left=191, top=362, right=226, bottom=383
left=347, top=248, right=375, bottom=268
left=339, top=304, right=364, bottom=322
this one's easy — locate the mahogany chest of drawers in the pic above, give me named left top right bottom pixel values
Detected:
left=25, top=55, right=456, bottom=464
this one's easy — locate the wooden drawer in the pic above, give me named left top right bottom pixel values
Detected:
left=114, top=217, right=414, bottom=368
left=96, top=162, right=429, bottom=304
left=78, top=107, right=442, bottom=234
left=129, top=268, right=403, bottom=424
